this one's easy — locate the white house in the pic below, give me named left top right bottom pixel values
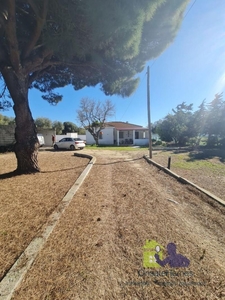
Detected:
left=86, top=121, right=158, bottom=146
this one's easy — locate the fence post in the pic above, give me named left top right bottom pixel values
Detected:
left=167, top=156, right=171, bottom=169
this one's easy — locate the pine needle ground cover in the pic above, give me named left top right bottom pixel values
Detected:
left=0, top=151, right=89, bottom=280
left=6, top=149, right=225, bottom=300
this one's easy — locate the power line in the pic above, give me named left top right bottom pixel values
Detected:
left=119, top=72, right=147, bottom=120
left=183, top=0, right=197, bottom=19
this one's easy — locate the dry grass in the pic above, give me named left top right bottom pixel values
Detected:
left=0, top=150, right=89, bottom=280
left=5, top=149, right=225, bottom=300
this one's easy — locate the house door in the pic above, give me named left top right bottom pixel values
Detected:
left=135, top=131, right=139, bottom=139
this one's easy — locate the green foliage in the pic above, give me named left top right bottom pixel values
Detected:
left=52, top=121, right=63, bottom=134
left=154, top=140, right=162, bottom=146
left=0, top=113, right=15, bottom=125
left=155, top=102, right=199, bottom=145
left=35, top=117, right=52, bottom=129
left=77, top=127, right=86, bottom=135
left=0, top=0, right=190, bottom=106
left=62, top=121, right=79, bottom=134
left=205, top=93, right=225, bottom=145
left=0, top=0, right=189, bottom=173
left=156, top=94, right=225, bottom=147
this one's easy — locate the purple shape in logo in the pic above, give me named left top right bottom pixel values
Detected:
left=155, top=243, right=190, bottom=268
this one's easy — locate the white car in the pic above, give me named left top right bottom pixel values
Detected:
left=54, top=137, right=85, bottom=150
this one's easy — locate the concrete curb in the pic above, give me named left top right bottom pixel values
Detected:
left=0, top=154, right=96, bottom=300
left=143, top=155, right=225, bottom=207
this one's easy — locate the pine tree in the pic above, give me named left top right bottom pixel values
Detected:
left=0, top=0, right=189, bottom=173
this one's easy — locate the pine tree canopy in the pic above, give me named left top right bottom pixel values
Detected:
left=0, top=0, right=189, bottom=173
left=0, top=0, right=189, bottom=104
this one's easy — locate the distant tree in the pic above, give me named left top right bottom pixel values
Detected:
left=156, top=102, right=195, bottom=146
left=155, top=119, right=173, bottom=143
left=205, top=93, right=225, bottom=146
left=62, top=122, right=79, bottom=134
left=191, top=100, right=208, bottom=146
left=52, top=121, right=63, bottom=135
left=35, top=117, right=52, bottom=129
left=0, top=0, right=189, bottom=173
left=77, top=98, right=115, bottom=145
left=77, top=127, right=86, bottom=135
left=0, top=114, right=15, bottom=125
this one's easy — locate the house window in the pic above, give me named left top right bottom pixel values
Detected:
left=119, top=131, right=124, bottom=138
left=135, top=131, right=139, bottom=139
left=99, top=131, right=103, bottom=139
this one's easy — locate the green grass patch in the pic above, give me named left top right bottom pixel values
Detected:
left=172, top=159, right=225, bottom=172
left=85, top=145, right=148, bottom=151
left=153, top=150, right=225, bottom=174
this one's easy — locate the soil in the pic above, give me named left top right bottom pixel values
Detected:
left=1, top=149, right=223, bottom=300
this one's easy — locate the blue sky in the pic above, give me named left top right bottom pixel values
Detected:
left=2, top=0, right=225, bottom=127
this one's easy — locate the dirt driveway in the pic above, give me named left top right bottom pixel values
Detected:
left=5, top=150, right=225, bottom=299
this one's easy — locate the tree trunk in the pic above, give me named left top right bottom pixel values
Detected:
left=93, top=135, right=99, bottom=146
left=2, top=68, right=40, bottom=174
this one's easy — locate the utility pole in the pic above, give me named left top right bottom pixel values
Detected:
left=147, top=66, right=152, bottom=159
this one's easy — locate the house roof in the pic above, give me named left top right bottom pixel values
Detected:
left=105, top=121, right=144, bottom=130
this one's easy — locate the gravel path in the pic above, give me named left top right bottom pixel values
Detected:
left=12, top=150, right=225, bottom=300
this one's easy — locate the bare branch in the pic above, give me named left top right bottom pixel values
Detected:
left=77, top=98, right=115, bottom=144
left=5, top=0, right=21, bottom=72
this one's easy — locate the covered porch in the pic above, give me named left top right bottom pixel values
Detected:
left=115, top=128, right=149, bottom=146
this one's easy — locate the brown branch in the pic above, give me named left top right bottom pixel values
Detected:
left=0, top=44, right=8, bottom=68
left=31, top=59, right=61, bottom=74
left=23, top=47, right=53, bottom=73
left=5, top=0, right=21, bottom=72
left=22, top=0, right=49, bottom=59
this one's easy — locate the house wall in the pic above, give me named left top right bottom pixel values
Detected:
left=78, top=135, right=86, bottom=141
left=37, top=128, right=56, bottom=146
left=134, top=138, right=149, bottom=146
left=86, top=127, right=114, bottom=145
left=0, top=125, right=15, bottom=146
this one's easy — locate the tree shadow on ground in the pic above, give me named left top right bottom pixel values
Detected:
left=186, top=149, right=225, bottom=163
left=0, top=171, right=20, bottom=179
left=0, top=165, right=88, bottom=180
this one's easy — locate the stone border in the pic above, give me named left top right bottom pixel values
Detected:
left=0, top=154, right=95, bottom=300
left=143, top=155, right=225, bottom=207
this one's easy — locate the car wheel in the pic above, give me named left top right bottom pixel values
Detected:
left=54, top=144, right=58, bottom=150
left=70, top=145, right=75, bottom=150
left=80, top=147, right=84, bottom=150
